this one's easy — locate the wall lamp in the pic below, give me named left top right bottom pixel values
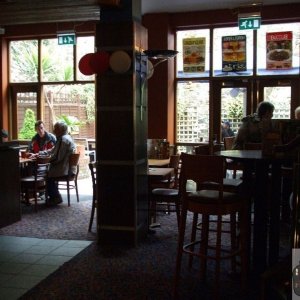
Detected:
left=143, top=49, right=178, bottom=78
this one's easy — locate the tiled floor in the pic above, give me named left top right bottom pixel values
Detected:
left=0, top=235, right=93, bottom=300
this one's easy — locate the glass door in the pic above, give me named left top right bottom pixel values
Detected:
left=213, top=79, right=252, bottom=142
left=10, top=85, right=40, bottom=139
left=257, top=78, right=300, bottom=119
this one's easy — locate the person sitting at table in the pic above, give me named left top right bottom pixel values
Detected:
left=232, top=101, right=275, bottom=150
left=221, top=120, right=235, bottom=140
left=43, top=121, right=76, bottom=205
left=28, top=120, right=56, bottom=157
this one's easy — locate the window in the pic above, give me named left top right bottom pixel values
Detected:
left=213, top=27, right=253, bottom=77
left=175, top=22, right=299, bottom=147
left=257, top=23, right=300, bottom=75
left=9, top=35, right=95, bottom=139
left=176, top=81, right=210, bottom=143
left=176, top=29, right=210, bottom=78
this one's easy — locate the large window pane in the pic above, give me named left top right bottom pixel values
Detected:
left=10, top=40, right=38, bottom=83
left=213, top=27, right=253, bottom=77
left=221, top=87, right=247, bottom=136
left=176, top=81, right=210, bottom=143
left=42, top=84, right=95, bottom=138
left=17, top=92, right=37, bottom=139
left=257, top=23, right=300, bottom=75
left=76, top=36, right=95, bottom=81
left=176, top=29, right=210, bottom=78
left=264, top=87, right=291, bottom=119
left=41, top=39, right=74, bottom=82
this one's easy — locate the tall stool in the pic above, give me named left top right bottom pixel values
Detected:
left=174, top=153, right=248, bottom=299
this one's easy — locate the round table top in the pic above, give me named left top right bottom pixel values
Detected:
left=215, top=150, right=287, bottom=161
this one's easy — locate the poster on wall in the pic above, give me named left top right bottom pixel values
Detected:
left=266, top=31, right=293, bottom=70
left=182, top=37, right=205, bottom=73
left=222, top=35, right=246, bottom=72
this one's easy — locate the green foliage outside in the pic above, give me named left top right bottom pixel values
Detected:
left=18, top=109, right=36, bottom=139
left=57, top=114, right=85, bottom=134
left=10, top=39, right=95, bottom=126
left=226, top=99, right=243, bottom=120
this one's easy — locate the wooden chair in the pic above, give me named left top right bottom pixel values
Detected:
left=174, top=153, right=248, bottom=299
left=224, top=136, right=243, bottom=179
left=244, top=142, right=262, bottom=150
left=56, top=153, right=80, bottom=206
left=88, top=161, right=97, bottom=232
left=150, top=155, right=181, bottom=229
left=194, top=143, right=222, bottom=155
left=150, top=155, right=180, bottom=189
left=20, top=159, right=50, bottom=212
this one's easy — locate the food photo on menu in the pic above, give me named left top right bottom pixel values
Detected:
left=182, top=37, right=206, bottom=73
left=222, top=35, right=246, bottom=72
left=266, top=31, right=293, bottom=70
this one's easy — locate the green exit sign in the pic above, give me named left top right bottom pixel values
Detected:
left=57, top=33, right=76, bottom=45
left=239, top=17, right=261, bottom=30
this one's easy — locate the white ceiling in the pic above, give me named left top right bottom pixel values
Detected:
left=141, top=0, right=300, bottom=15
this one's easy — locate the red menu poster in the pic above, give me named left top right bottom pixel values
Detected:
left=266, top=31, right=292, bottom=70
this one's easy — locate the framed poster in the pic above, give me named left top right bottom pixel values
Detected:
left=266, top=31, right=292, bottom=70
left=222, top=35, right=246, bottom=72
left=182, top=37, right=206, bottom=73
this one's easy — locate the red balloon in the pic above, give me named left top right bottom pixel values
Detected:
left=90, top=51, right=110, bottom=75
left=78, top=53, right=94, bottom=76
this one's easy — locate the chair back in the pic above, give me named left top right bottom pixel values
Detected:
left=69, top=153, right=80, bottom=177
left=169, top=155, right=180, bottom=188
left=89, top=161, right=97, bottom=192
left=244, top=143, right=262, bottom=150
left=180, top=153, right=224, bottom=195
left=224, top=136, right=235, bottom=150
left=194, top=143, right=222, bottom=155
left=37, top=156, right=51, bottom=164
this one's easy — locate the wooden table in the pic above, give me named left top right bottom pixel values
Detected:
left=148, top=167, right=174, bottom=180
left=216, top=150, right=289, bottom=274
left=148, top=159, right=170, bottom=167
left=148, top=167, right=174, bottom=228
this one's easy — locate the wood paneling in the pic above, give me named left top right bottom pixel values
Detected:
left=0, top=0, right=100, bottom=25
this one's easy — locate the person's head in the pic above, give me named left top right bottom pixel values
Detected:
left=295, top=106, right=300, bottom=120
left=53, top=121, right=68, bottom=138
left=35, top=120, right=46, bottom=137
left=257, top=101, right=275, bottom=120
left=222, top=121, right=231, bottom=129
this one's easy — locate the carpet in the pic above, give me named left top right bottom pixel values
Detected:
left=18, top=212, right=262, bottom=300
left=0, top=190, right=97, bottom=241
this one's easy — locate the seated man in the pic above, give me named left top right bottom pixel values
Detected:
left=28, top=120, right=56, bottom=156
left=221, top=120, right=235, bottom=140
left=233, top=101, right=275, bottom=150
left=45, top=121, right=76, bottom=205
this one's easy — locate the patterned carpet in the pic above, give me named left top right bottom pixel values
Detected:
left=0, top=180, right=291, bottom=299
left=14, top=210, right=264, bottom=300
left=0, top=179, right=97, bottom=241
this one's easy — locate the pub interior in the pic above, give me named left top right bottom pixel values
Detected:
left=0, top=0, right=300, bottom=299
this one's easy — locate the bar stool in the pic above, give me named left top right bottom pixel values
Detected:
left=174, top=153, right=248, bottom=299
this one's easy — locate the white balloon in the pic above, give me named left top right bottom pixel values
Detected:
left=109, top=50, right=131, bottom=74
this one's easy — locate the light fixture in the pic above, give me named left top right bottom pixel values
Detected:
left=143, top=49, right=178, bottom=78
left=143, top=50, right=178, bottom=59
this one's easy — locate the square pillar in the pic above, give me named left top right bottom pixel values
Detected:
left=96, top=20, right=148, bottom=246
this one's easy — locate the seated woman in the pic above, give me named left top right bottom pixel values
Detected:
left=233, top=101, right=275, bottom=150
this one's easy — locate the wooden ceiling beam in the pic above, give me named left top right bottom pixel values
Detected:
left=0, top=0, right=102, bottom=25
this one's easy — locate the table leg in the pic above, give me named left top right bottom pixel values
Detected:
left=269, top=161, right=282, bottom=266
left=252, top=160, right=269, bottom=274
